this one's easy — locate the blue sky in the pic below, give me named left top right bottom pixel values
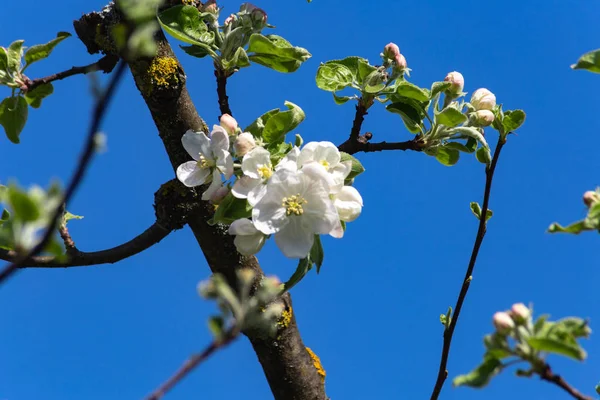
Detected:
left=1, top=1, right=600, bottom=399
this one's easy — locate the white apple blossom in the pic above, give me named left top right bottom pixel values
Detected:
left=219, top=113, right=238, bottom=135
left=471, top=88, right=496, bottom=111
left=297, top=141, right=351, bottom=194
left=252, top=169, right=338, bottom=258
left=232, top=146, right=273, bottom=206
left=229, top=218, right=266, bottom=256
left=176, top=128, right=233, bottom=200
left=275, top=146, right=300, bottom=172
left=333, top=186, right=363, bottom=222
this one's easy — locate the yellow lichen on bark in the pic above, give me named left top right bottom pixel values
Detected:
left=147, top=56, right=179, bottom=88
left=305, top=347, right=326, bottom=382
left=277, top=306, right=293, bottom=330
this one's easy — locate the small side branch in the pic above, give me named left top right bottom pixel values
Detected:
left=24, top=54, right=119, bottom=92
left=338, top=135, right=423, bottom=155
left=0, top=222, right=171, bottom=268
left=429, top=137, right=506, bottom=399
left=215, top=68, right=232, bottom=117
left=0, top=60, right=127, bottom=285
left=539, top=364, right=593, bottom=400
left=349, top=101, right=368, bottom=142
left=145, top=327, right=240, bottom=400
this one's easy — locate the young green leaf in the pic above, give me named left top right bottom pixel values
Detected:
left=212, top=193, right=252, bottom=225
left=436, top=107, right=467, bottom=128
left=247, top=34, right=311, bottom=73
left=431, top=81, right=452, bottom=98
left=332, top=92, right=353, bottom=105
left=527, top=337, right=586, bottom=361
left=8, top=188, right=41, bottom=222
left=158, top=5, right=212, bottom=47
left=386, top=99, right=425, bottom=133
left=0, top=96, right=28, bottom=143
left=453, top=357, right=502, bottom=388
left=435, top=147, right=460, bottom=166
left=502, top=109, right=526, bottom=133
left=340, top=152, right=365, bottom=182
left=6, top=40, right=24, bottom=74
left=470, top=201, right=493, bottom=221
left=309, top=235, right=324, bottom=273
left=24, top=83, right=54, bottom=109
left=571, top=49, right=600, bottom=73
left=262, top=101, right=305, bottom=144
left=283, top=257, right=312, bottom=293
left=396, top=81, right=430, bottom=102
left=24, top=32, right=71, bottom=67
left=315, top=62, right=354, bottom=92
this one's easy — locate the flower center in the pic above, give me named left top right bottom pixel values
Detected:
left=197, top=154, right=215, bottom=169
left=258, top=164, right=273, bottom=179
left=320, top=160, right=330, bottom=170
left=282, top=194, right=307, bottom=216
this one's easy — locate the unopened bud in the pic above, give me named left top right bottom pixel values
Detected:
left=583, top=191, right=600, bottom=208
left=493, top=311, right=515, bottom=333
left=444, top=71, right=464, bottom=96
left=197, top=279, right=218, bottom=299
left=383, top=42, right=401, bottom=59
left=234, top=132, right=257, bottom=157
left=238, top=268, right=257, bottom=286
left=471, top=88, right=496, bottom=110
left=224, top=13, right=236, bottom=25
left=251, top=7, right=267, bottom=28
left=510, top=303, right=530, bottom=324
left=474, top=109, right=495, bottom=127
left=395, top=53, right=407, bottom=70
left=210, top=185, right=230, bottom=204
left=219, top=113, right=238, bottom=135
left=202, top=0, right=218, bottom=13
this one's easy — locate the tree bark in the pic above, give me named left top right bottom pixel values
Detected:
left=73, top=5, right=327, bottom=399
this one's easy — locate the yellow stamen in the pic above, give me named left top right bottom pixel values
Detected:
left=258, top=164, right=273, bottom=179
left=282, top=193, right=307, bottom=216
left=197, top=154, right=215, bottom=169
left=320, top=160, right=330, bottom=170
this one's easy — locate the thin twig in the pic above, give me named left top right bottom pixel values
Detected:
left=145, top=327, right=240, bottom=400
left=0, top=60, right=127, bottom=286
left=349, top=100, right=368, bottom=143
left=429, top=136, right=506, bottom=400
left=539, top=364, right=593, bottom=400
left=0, top=221, right=170, bottom=268
left=338, top=137, right=423, bottom=155
left=214, top=68, right=232, bottom=117
left=24, top=54, right=119, bottom=93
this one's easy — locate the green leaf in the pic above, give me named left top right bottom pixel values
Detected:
left=262, top=101, right=305, bottom=144
left=315, top=62, right=354, bottom=92
left=158, top=5, right=211, bottom=46
left=571, top=49, right=600, bottom=73
left=208, top=315, right=225, bottom=339
left=332, top=92, right=352, bottom=105
left=0, top=96, right=28, bottom=143
left=431, top=81, right=452, bottom=98
left=548, top=221, right=591, bottom=234
left=62, top=210, right=83, bottom=227
left=386, top=99, right=425, bottom=133
left=212, top=193, right=251, bottom=224
left=309, top=235, right=324, bottom=273
left=244, top=108, right=280, bottom=138
left=247, top=34, right=311, bottom=73
left=7, top=40, right=24, bottom=74
left=283, top=257, right=311, bottom=293
left=476, top=146, right=491, bottom=165
left=470, top=202, right=493, bottom=221
left=435, top=147, right=460, bottom=166
left=24, top=83, right=54, bottom=109
left=8, top=188, right=40, bottom=222
left=453, top=357, right=502, bottom=388
left=340, top=152, right=365, bottom=182
left=436, top=107, right=467, bottom=128
left=24, top=32, right=71, bottom=67
left=0, top=46, right=9, bottom=77
left=396, top=81, right=430, bottom=102
left=527, top=337, right=586, bottom=361
left=502, top=109, right=526, bottom=133
left=180, top=44, right=211, bottom=58
left=595, top=382, right=600, bottom=395
left=0, top=209, right=9, bottom=223
left=363, top=70, right=386, bottom=94
left=445, top=142, right=474, bottom=153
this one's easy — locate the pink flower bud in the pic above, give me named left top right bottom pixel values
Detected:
left=219, top=113, right=238, bottom=135
left=510, top=303, right=530, bottom=323
left=202, top=0, right=218, bottom=13
left=471, top=88, right=496, bottom=111
left=444, top=71, right=464, bottom=95
left=383, top=42, right=401, bottom=59
left=224, top=13, right=236, bottom=25
left=493, top=311, right=515, bottom=333
left=210, top=185, right=230, bottom=204
left=474, top=109, right=495, bottom=127
left=234, top=132, right=257, bottom=157
left=395, top=53, right=407, bottom=70
left=583, top=191, right=600, bottom=208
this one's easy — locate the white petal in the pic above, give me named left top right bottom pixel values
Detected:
left=301, top=178, right=339, bottom=234
left=334, top=186, right=363, bottom=222
left=329, top=219, right=344, bottom=239
left=315, top=141, right=341, bottom=166
left=247, top=182, right=268, bottom=207
left=202, top=169, right=223, bottom=200
left=229, top=218, right=259, bottom=235
left=301, top=162, right=336, bottom=192
left=274, top=217, right=314, bottom=258
left=232, top=176, right=261, bottom=199
left=176, top=161, right=210, bottom=187
left=182, top=130, right=210, bottom=161
left=215, top=150, right=234, bottom=179
left=210, top=126, right=230, bottom=153
left=297, top=141, right=318, bottom=166
left=252, top=200, right=288, bottom=234
left=242, top=147, right=271, bottom=179
left=234, top=233, right=266, bottom=256
left=275, top=146, right=300, bottom=171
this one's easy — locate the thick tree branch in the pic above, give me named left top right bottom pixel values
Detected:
left=539, top=364, right=593, bottom=400
left=146, top=326, right=240, bottom=400
left=0, top=222, right=170, bottom=268
left=24, top=54, right=119, bottom=92
left=215, top=67, right=232, bottom=117
left=430, top=137, right=506, bottom=399
left=74, top=6, right=327, bottom=399
left=0, top=60, right=127, bottom=286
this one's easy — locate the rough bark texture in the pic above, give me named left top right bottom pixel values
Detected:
left=73, top=4, right=327, bottom=399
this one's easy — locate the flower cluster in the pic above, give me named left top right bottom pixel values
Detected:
left=176, top=114, right=363, bottom=259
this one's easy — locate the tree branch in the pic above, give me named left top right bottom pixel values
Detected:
left=338, top=135, right=424, bottom=155
left=74, top=6, right=327, bottom=399
left=145, top=327, right=240, bottom=400
left=349, top=100, right=367, bottom=142
left=24, top=54, right=119, bottom=92
left=214, top=67, right=232, bottom=117
left=539, top=364, right=593, bottom=400
left=429, top=137, right=506, bottom=399
left=0, top=60, right=127, bottom=286
left=0, top=221, right=170, bottom=268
